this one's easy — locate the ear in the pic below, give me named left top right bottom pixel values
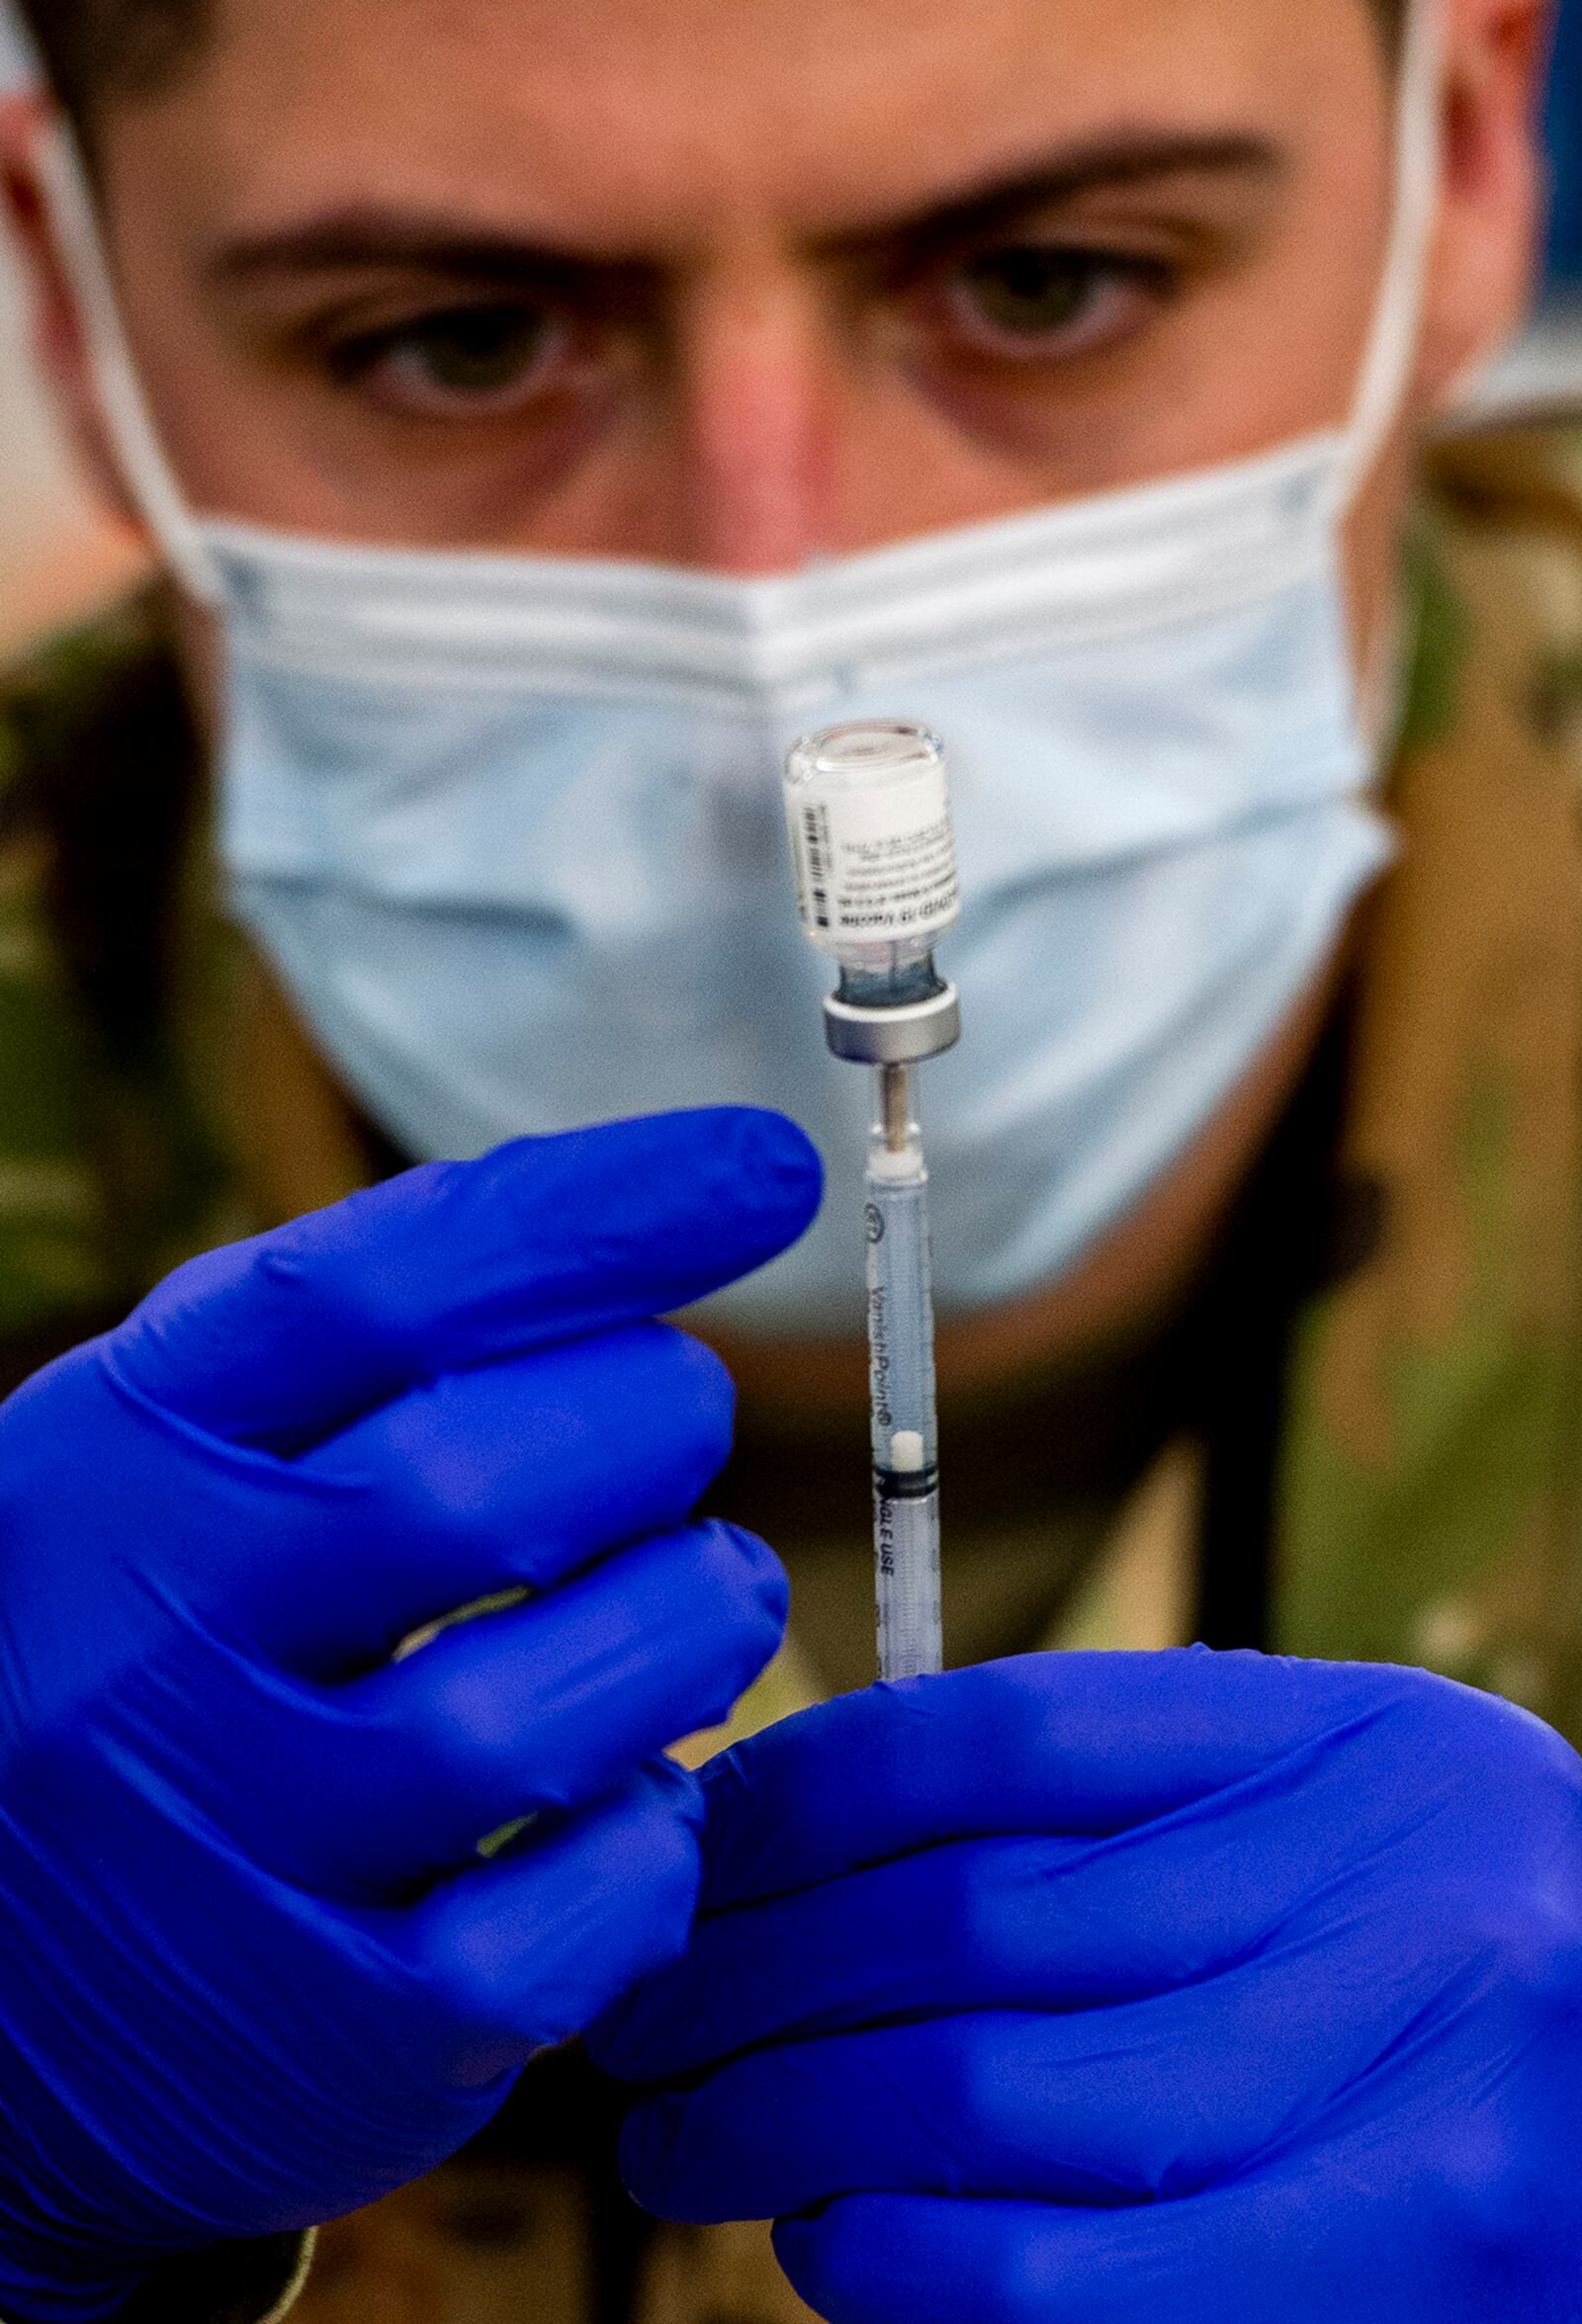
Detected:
left=0, top=91, right=148, bottom=535
left=1414, top=0, right=1553, bottom=407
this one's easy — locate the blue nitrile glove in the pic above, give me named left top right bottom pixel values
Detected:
left=0, top=1106, right=820, bottom=2324
left=595, top=1651, right=1582, bottom=2324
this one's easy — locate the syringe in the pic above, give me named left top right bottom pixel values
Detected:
left=784, top=723, right=962, bottom=1682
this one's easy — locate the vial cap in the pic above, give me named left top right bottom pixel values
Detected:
left=787, top=723, right=945, bottom=790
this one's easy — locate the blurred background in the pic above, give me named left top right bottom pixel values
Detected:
left=1547, top=0, right=1582, bottom=287
left=0, top=0, right=1578, bottom=656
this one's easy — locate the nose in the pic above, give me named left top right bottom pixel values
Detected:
left=659, top=255, right=837, bottom=574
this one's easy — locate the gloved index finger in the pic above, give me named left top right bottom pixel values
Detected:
left=111, top=1108, right=822, bottom=1447
left=693, top=1651, right=1460, bottom=1912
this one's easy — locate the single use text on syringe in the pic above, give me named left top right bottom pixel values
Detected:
left=784, top=723, right=962, bottom=1681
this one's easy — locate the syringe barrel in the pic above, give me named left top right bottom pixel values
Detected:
left=865, top=1125, right=943, bottom=1681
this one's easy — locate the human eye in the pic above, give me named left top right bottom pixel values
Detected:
left=936, top=241, right=1173, bottom=364
left=328, top=298, right=571, bottom=417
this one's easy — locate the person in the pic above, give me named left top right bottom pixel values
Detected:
left=0, top=0, right=1576, bottom=2315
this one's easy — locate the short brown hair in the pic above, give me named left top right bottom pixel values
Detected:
left=13, top=0, right=211, bottom=124
left=15, top=0, right=1411, bottom=125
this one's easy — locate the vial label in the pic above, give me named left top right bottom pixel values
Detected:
left=787, top=762, right=960, bottom=951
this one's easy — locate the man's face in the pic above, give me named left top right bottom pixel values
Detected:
left=0, top=0, right=1544, bottom=1363
left=73, top=0, right=1412, bottom=571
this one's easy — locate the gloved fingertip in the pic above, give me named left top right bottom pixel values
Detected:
left=771, top=2213, right=856, bottom=2324
left=691, top=1109, right=825, bottom=1236
left=771, top=2214, right=820, bottom=2278
left=712, top=1521, right=792, bottom=1636
left=777, top=2200, right=932, bottom=2324
left=583, top=1985, right=644, bottom=2080
left=712, top=1104, right=823, bottom=1176
left=640, top=1753, right=707, bottom=1835
left=618, top=2094, right=687, bottom=2216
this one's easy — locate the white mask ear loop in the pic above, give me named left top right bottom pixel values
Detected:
left=33, top=119, right=221, bottom=605
left=1335, top=0, right=1448, bottom=508
left=1326, top=0, right=1447, bottom=750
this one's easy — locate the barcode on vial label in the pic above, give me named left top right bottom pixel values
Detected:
left=802, top=806, right=831, bottom=929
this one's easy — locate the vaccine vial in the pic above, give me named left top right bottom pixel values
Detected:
left=784, top=723, right=961, bottom=1006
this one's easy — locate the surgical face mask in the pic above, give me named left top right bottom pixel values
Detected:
left=38, top=1, right=1440, bottom=1334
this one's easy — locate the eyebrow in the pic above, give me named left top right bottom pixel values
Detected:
left=828, top=129, right=1286, bottom=258
left=207, top=129, right=1285, bottom=289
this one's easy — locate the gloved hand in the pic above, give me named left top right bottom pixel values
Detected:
left=595, top=1650, right=1582, bottom=2324
left=0, top=1105, right=820, bottom=2324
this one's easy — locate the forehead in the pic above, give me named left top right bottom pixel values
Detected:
left=114, top=0, right=1385, bottom=246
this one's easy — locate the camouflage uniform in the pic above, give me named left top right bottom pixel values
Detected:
left=2, top=419, right=1582, bottom=2321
